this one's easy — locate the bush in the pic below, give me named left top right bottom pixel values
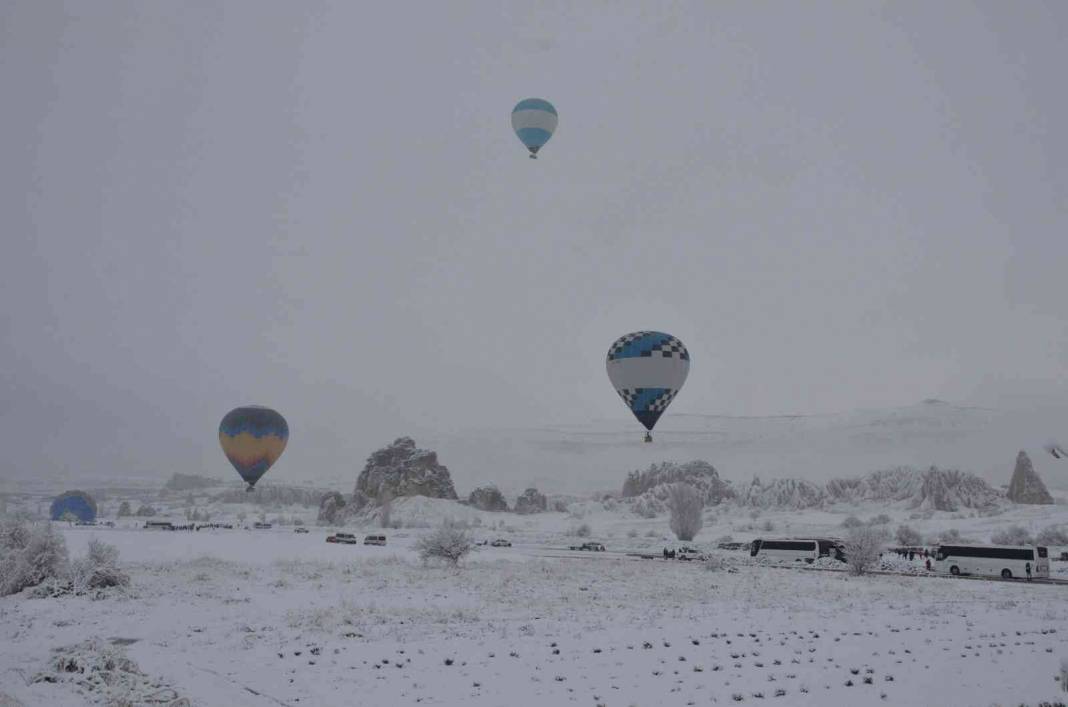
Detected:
left=667, top=484, right=704, bottom=542
left=939, top=528, right=964, bottom=542
left=69, top=538, right=129, bottom=593
left=568, top=523, right=592, bottom=538
left=627, top=529, right=638, bottom=538
left=868, top=514, right=891, bottom=526
left=840, top=515, right=864, bottom=529
left=1036, top=525, right=1068, bottom=546
left=842, top=526, right=887, bottom=576
left=415, top=524, right=473, bottom=566
left=990, top=525, right=1034, bottom=545
left=895, top=524, right=923, bottom=546
left=0, top=520, right=69, bottom=596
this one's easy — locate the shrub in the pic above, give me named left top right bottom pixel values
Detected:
left=840, top=515, right=864, bottom=529
left=895, top=524, right=922, bottom=546
left=568, top=523, right=592, bottom=538
left=69, top=538, right=129, bottom=593
left=0, top=520, right=69, bottom=596
left=667, top=484, right=704, bottom=542
left=1036, top=525, right=1068, bottom=546
left=627, top=529, right=639, bottom=538
left=868, top=514, right=891, bottom=526
left=842, top=526, right=887, bottom=576
left=990, top=525, right=1033, bottom=546
left=415, top=524, right=473, bottom=566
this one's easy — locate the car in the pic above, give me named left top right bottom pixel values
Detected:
left=253, top=522, right=272, bottom=530
left=363, top=534, right=387, bottom=546
left=569, top=542, right=606, bottom=552
left=675, top=547, right=705, bottom=561
left=293, top=527, right=310, bottom=534
left=326, top=533, right=358, bottom=544
left=490, top=539, right=512, bottom=547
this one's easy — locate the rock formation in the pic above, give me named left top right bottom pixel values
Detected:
left=1006, top=451, right=1054, bottom=505
left=467, top=486, right=509, bottom=512
left=514, top=488, right=547, bottom=514
left=354, top=437, right=458, bottom=501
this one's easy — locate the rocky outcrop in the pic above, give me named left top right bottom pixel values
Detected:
left=824, top=466, right=1001, bottom=511
left=354, top=437, right=458, bottom=501
left=1006, top=451, right=1054, bottom=505
left=738, top=477, right=825, bottom=509
left=317, top=492, right=347, bottom=525
left=467, top=486, right=509, bottom=512
left=514, top=488, right=547, bottom=514
left=622, top=461, right=734, bottom=507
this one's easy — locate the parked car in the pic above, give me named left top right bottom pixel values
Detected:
left=293, top=527, right=310, bottom=534
left=490, top=538, right=512, bottom=547
left=569, top=542, right=606, bottom=551
left=253, top=522, right=272, bottom=530
left=364, top=534, right=387, bottom=546
left=675, top=547, right=705, bottom=561
left=326, top=532, right=358, bottom=544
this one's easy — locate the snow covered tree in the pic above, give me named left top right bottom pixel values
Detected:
left=415, top=524, right=473, bottom=566
left=667, top=484, right=703, bottom=542
left=0, top=520, right=69, bottom=596
left=840, top=515, right=864, bottom=529
left=990, top=525, right=1033, bottom=545
left=69, top=538, right=129, bottom=593
left=1036, top=525, right=1068, bottom=546
left=895, top=524, right=922, bottom=546
left=116, top=501, right=131, bottom=518
left=379, top=490, right=393, bottom=529
left=842, top=525, right=887, bottom=576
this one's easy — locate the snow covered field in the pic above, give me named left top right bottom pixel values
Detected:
left=2, top=518, right=1068, bottom=707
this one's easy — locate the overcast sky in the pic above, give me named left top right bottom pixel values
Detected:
left=2, top=2, right=1066, bottom=487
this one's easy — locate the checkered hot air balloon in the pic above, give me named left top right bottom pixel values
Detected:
left=219, top=406, right=288, bottom=491
left=511, top=98, right=557, bottom=159
left=606, top=331, right=690, bottom=442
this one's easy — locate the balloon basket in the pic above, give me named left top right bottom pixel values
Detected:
left=246, top=485, right=255, bottom=493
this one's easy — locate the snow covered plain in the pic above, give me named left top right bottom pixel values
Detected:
left=3, top=504, right=1068, bottom=707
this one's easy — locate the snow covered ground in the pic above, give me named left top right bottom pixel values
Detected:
left=2, top=513, right=1068, bottom=707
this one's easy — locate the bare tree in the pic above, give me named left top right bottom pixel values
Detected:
left=990, top=525, right=1033, bottom=545
left=895, top=524, right=922, bottom=546
left=415, top=524, right=473, bottom=566
left=843, top=525, right=888, bottom=576
left=667, top=484, right=704, bottom=542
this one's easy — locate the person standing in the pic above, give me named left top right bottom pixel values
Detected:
left=1026, top=562, right=1032, bottom=582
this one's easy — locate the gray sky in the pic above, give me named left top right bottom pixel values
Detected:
left=2, top=2, right=1066, bottom=488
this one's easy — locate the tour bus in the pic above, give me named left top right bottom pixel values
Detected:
left=934, top=544, right=1049, bottom=579
left=750, top=538, right=845, bottom=564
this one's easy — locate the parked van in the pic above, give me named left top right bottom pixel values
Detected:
left=364, top=534, right=387, bottom=546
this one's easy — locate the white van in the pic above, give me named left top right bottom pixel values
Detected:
left=750, top=538, right=820, bottom=563
left=934, top=544, right=1049, bottom=580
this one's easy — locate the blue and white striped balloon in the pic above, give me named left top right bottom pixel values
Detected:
left=606, top=331, right=690, bottom=440
left=511, top=98, right=557, bottom=158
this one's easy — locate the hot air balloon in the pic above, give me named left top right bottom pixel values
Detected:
left=511, top=98, right=557, bottom=159
left=219, top=406, right=289, bottom=491
left=606, top=331, right=690, bottom=442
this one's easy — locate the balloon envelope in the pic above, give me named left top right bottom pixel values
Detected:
left=512, top=98, right=557, bottom=156
left=219, top=406, right=288, bottom=489
left=606, top=331, right=690, bottom=431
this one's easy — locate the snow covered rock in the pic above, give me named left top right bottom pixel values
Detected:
left=354, top=437, right=458, bottom=501
left=621, top=460, right=733, bottom=507
left=317, top=492, right=347, bottom=524
left=824, top=466, right=1001, bottom=511
left=514, top=488, right=547, bottom=514
left=467, top=486, right=509, bottom=512
left=1006, top=450, right=1054, bottom=505
left=737, top=477, right=824, bottom=509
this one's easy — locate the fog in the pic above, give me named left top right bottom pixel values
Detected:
left=2, top=2, right=1066, bottom=490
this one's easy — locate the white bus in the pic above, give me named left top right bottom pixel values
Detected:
left=934, top=544, right=1049, bottom=580
left=750, top=539, right=819, bottom=563
left=750, top=538, right=845, bottom=564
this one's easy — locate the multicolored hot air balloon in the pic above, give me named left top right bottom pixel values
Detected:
left=606, top=331, right=690, bottom=442
left=512, top=98, right=557, bottom=159
left=219, top=406, right=288, bottom=491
